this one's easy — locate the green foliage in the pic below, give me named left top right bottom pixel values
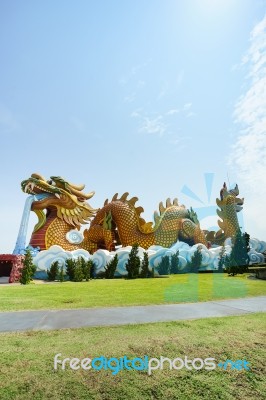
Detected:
left=47, top=261, right=59, bottom=281
left=80, top=257, right=91, bottom=281
left=170, top=251, right=180, bottom=274
left=217, top=245, right=226, bottom=273
left=59, top=265, right=65, bottom=282
left=73, top=258, right=84, bottom=282
left=226, top=229, right=250, bottom=276
left=126, top=244, right=140, bottom=279
left=65, top=259, right=75, bottom=281
left=20, top=249, right=36, bottom=285
left=105, top=254, right=118, bottom=279
left=139, top=252, right=149, bottom=278
left=89, top=260, right=95, bottom=279
left=158, top=255, right=170, bottom=275
left=65, top=258, right=94, bottom=281
left=187, top=207, right=199, bottom=224
left=187, top=247, right=203, bottom=273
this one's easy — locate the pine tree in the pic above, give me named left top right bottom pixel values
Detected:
left=139, top=252, right=149, bottom=278
left=59, top=265, right=64, bottom=282
left=47, top=261, right=59, bottom=281
left=126, top=244, right=140, bottom=279
left=20, top=248, right=36, bottom=284
left=89, top=260, right=95, bottom=279
left=73, top=258, right=84, bottom=282
left=187, top=247, right=202, bottom=273
left=158, top=255, right=170, bottom=275
left=217, top=245, right=226, bottom=273
left=82, top=259, right=93, bottom=281
left=66, top=258, right=75, bottom=281
left=226, top=229, right=250, bottom=276
left=170, top=251, right=180, bottom=274
left=105, top=254, right=118, bottom=279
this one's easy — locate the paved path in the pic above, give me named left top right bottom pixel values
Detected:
left=0, top=296, right=265, bottom=333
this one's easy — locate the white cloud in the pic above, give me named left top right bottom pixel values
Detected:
left=124, top=92, right=136, bottom=103
left=183, top=102, right=192, bottom=111
left=139, top=116, right=167, bottom=137
left=229, top=14, right=266, bottom=239
left=157, top=81, right=169, bottom=100
left=166, top=109, right=179, bottom=115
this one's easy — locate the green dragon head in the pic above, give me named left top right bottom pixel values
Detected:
left=21, top=173, right=97, bottom=231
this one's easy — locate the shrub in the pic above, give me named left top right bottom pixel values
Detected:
left=217, top=245, right=226, bottom=273
left=187, top=247, right=202, bottom=273
left=47, top=261, right=59, bottom=281
left=158, top=255, right=170, bottom=275
left=80, top=257, right=92, bottom=281
left=59, top=265, right=65, bottom=282
left=226, top=230, right=250, bottom=276
left=105, top=254, right=118, bottom=279
left=170, top=251, right=180, bottom=274
left=126, top=244, right=140, bottom=279
left=73, top=258, right=84, bottom=282
left=139, top=252, right=149, bottom=278
left=89, top=260, right=96, bottom=279
left=65, top=259, right=75, bottom=281
left=20, top=248, right=36, bottom=285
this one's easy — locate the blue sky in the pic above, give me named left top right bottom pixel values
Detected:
left=0, top=0, right=266, bottom=252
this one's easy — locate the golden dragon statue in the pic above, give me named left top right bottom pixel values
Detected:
left=21, top=174, right=243, bottom=253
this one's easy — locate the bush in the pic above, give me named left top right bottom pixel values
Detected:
left=158, top=255, right=170, bottom=275
left=59, top=265, right=65, bottom=282
left=66, top=259, right=75, bottom=281
left=187, top=247, right=202, bottom=273
left=126, top=244, right=140, bottom=279
left=73, top=258, right=84, bottom=282
left=139, top=252, right=149, bottom=278
left=105, top=254, right=118, bottom=279
left=47, top=261, right=59, bottom=281
left=170, top=251, right=180, bottom=274
left=225, top=230, right=250, bottom=276
left=80, top=257, right=92, bottom=281
left=20, top=248, right=36, bottom=285
left=217, top=245, right=226, bottom=273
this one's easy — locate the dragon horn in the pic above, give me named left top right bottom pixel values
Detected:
left=67, top=182, right=86, bottom=191
left=31, top=173, right=46, bottom=181
left=69, top=186, right=95, bottom=199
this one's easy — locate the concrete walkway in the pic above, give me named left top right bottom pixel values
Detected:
left=0, top=296, right=265, bottom=333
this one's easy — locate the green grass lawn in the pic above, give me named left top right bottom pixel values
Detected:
left=0, top=273, right=265, bottom=312
left=0, top=313, right=265, bottom=400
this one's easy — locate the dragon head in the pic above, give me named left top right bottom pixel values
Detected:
left=218, top=182, right=244, bottom=212
left=21, top=173, right=97, bottom=231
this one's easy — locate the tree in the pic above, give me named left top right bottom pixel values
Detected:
left=59, top=265, right=65, bottom=282
left=65, top=258, right=75, bottom=281
left=105, top=254, right=118, bottom=279
left=226, top=229, right=250, bottom=276
left=139, top=252, right=149, bottom=278
left=217, top=245, right=226, bottom=273
left=89, top=260, right=96, bottom=279
left=80, top=257, right=92, bottom=281
left=170, top=251, right=180, bottom=274
left=187, top=247, right=202, bottom=273
left=20, top=248, right=36, bottom=285
left=47, top=261, right=59, bottom=281
left=73, top=258, right=84, bottom=282
left=126, top=244, right=140, bottom=279
left=158, top=255, right=170, bottom=275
